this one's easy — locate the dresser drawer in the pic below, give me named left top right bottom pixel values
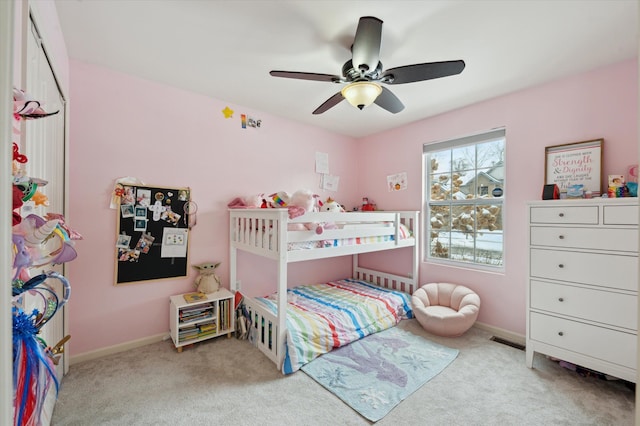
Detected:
left=603, top=205, right=639, bottom=225
left=530, top=248, right=638, bottom=291
left=530, top=227, right=638, bottom=252
left=530, top=280, right=637, bottom=330
left=529, top=312, right=637, bottom=369
left=530, top=206, right=598, bottom=225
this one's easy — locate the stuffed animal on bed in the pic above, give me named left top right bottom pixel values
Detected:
left=267, top=191, right=290, bottom=208
left=314, top=197, right=343, bottom=235
left=288, top=189, right=321, bottom=231
left=321, top=197, right=345, bottom=213
left=193, top=262, right=221, bottom=294
left=227, top=193, right=264, bottom=208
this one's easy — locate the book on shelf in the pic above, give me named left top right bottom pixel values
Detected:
left=220, top=299, right=228, bottom=330
left=180, top=303, right=213, bottom=315
left=183, top=292, right=208, bottom=303
left=179, top=303, right=215, bottom=324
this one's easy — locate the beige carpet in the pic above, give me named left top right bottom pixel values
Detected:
left=51, top=320, right=635, bottom=425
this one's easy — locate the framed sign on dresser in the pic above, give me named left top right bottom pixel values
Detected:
left=526, top=198, right=638, bottom=382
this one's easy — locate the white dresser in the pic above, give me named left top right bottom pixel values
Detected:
left=526, top=198, right=638, bottom=382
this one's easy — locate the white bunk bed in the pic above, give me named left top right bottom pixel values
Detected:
left=229, top=208, right=419, bottom=373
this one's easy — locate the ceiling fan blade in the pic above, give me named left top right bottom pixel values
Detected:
left=351, top=16, right=383, bottom=74
left=382, top=60, right=466, bottom=85
left=374, top=87, right=404, bottom=114
left=270, top=70, right=342, bottom=83
left=312, top=92, right=344, bottom=115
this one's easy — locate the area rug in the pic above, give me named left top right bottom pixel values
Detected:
left=301, top=327, right=459, bottom=422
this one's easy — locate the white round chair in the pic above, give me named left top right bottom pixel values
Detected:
left=411, top=283, right=480, bottom=337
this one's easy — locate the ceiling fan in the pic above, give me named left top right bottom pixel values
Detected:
left=270, top=16, right=465, bottom=115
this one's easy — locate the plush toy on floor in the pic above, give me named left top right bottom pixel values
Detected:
left=193, top=262, right=221, bottom=294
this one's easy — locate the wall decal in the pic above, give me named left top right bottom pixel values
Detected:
left=240, top=113, right=261, bottom=129
left=222, top=106, right=234, bottom=118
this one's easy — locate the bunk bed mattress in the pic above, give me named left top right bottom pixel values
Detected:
left=254, top=278, right=414, bottom=374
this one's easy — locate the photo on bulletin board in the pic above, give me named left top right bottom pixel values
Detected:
left=544, top=139, right=603, bottom=196
left=114, top=184, right=191, bottom=285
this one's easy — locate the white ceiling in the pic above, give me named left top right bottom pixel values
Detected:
left=53, top=0, right=638, bottom=138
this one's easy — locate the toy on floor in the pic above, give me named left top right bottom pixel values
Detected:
left=193, top=262, right=221, bottom=294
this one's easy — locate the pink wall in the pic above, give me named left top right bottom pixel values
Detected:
left=358, top=59, right=638, bottom=335
left=67, top=60, right=358, bottom=355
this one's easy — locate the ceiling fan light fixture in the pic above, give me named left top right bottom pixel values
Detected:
left=341, top=81, right=382, bottom=110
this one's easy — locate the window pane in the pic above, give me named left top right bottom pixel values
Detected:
left=428, top=205, right=450, bottom=259
left=469, top=167, right=504, bottom=200
left=450, top=231, right=475, bottom=262
left=451, top=204, right=474, bottom=234
left=477, top=139, right=504, bottom=169
left=430, top=173, right=452, bottom=200
left=475, top=232, right=503, bottom=266
left=429, top=150, right=451, bottom=174
left=429, top=205, right=450, bottom=231
left=475, top=203, right=503, bottom=266
left=451, top=145, right=475, bottom=174
left=429, top=230, right=450, bottom=259
left=476, top=204, right=502, bottom=232
left=452, top=171, right=471, bottom=200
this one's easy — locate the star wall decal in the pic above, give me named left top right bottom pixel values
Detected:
left=222, top=106, right=234, bottom=118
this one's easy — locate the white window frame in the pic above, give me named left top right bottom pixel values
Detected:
left=423, top=128, right=506, bottom=271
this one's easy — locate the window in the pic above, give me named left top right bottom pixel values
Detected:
left=424, top=129, right=505, bottom=268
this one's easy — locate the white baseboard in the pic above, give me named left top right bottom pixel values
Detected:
left=69, top=333, right=169, bottom=365
left=69, top=324, right=525, bottom=365
left=473, top=321, right=525, bottom=347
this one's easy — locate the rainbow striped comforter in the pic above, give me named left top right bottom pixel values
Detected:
left=256, top=279, right=413, bottom=374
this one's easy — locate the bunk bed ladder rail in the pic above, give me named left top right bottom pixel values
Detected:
left=229, top=209, right=284, bottom=260
left=353, top=211, right=419, bottom=295
left=242, top=296, right=283, bottom=368
left=353, top=266, right=417, bottom=295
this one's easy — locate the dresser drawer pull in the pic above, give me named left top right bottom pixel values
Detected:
left=558, top=213, right=565, bottom=217
left=558, top=297, right=564, bottom=302
left=558, top=331, right=564, bottom=336
left=558, top=235, right=565, bottom=240
left=558, top=264, right=564, bottom=268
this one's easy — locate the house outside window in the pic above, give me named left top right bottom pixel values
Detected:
left=424, top=128, right=506, bottom=268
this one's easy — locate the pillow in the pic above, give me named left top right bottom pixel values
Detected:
left=398, top=223, right=411, bottom=239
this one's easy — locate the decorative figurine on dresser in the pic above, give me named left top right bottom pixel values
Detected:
left=526, top=198, right=637, bottom=382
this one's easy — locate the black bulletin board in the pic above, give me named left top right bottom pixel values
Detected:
left=114, top=184, right=191, bottom=285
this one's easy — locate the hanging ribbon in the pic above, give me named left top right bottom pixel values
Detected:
left=12, top=307, right=59, bottom=426
left=11, top=271, right=71, bottom=425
